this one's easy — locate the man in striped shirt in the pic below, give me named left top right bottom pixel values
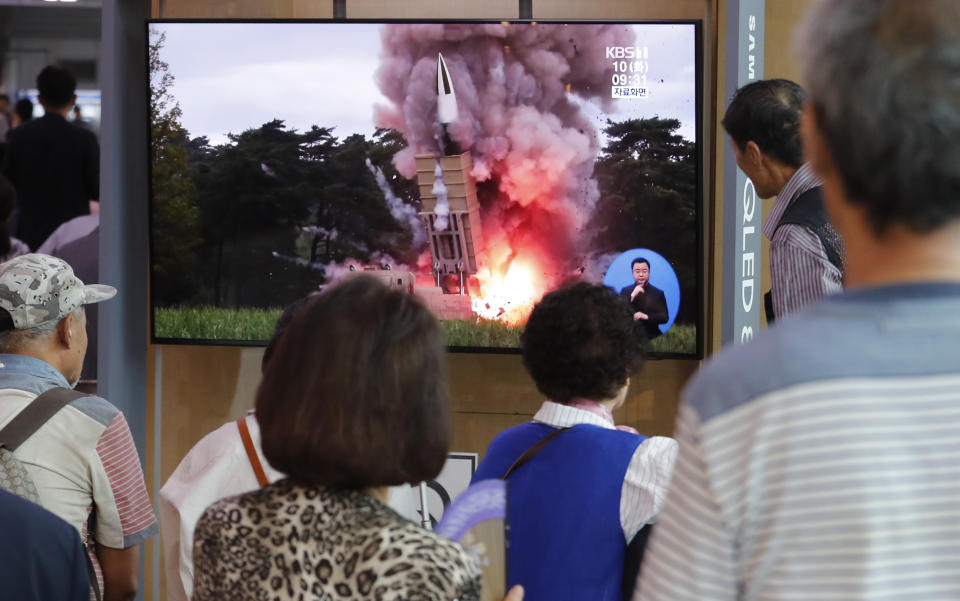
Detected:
left=0, top=254, right=156, bottom=601
left=635, top=1, right=960, bottom=599
left=723, top=78, right=843, bottom=321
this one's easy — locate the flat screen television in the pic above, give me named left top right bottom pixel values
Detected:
left=147, top=19, right=703, bottom=357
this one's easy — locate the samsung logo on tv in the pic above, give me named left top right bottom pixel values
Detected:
left=605, top=46, right=648, bottom=59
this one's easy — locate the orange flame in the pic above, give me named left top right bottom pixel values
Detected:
left=471, top=257, right=545, bottom=325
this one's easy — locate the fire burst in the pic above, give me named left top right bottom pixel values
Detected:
left=471, top=259, right=543, bottom=325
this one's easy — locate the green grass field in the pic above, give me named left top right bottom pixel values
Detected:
left=156, top=306, right=697, bottom=356
left=442, top=318, right=524, bottom=348
left=649, top=324, right=697, bottom=355
left=157, top=306, right=527, bottom=347
left=155, top=306, right=283, bottom=341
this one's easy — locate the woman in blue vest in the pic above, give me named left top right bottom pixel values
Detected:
left=472, top=282, right=678, bottom=601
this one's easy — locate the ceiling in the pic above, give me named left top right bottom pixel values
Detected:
left=0, top=0, right=101, bottom=7
left=1, top=5, right=100, bottom=37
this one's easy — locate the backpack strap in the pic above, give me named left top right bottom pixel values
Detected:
left=766, top=186, right=845, bottom=323
left=236, top=416, right=269, bottom=487
left=0, top=387, right=87, bottom=451
left=774, top=186, right=845, bottom=272
left=501, top=427, right=569, bottom=480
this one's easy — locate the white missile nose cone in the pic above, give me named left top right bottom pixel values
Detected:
left=437, top=52, right=459, bottom=124
left=437, top=52, right=451, bottom=94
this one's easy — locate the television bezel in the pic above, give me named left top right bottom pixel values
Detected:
left=145, top=17, right=704, bottom=360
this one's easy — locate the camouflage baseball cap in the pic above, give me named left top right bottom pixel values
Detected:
left=0, top=253, right=116, bottom=330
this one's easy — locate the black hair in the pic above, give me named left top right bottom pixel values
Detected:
left=631, top=257, right=650, bottom=269
left=36, top=65, right=77, bottom=109
left=722, top=78, right=807, bottom=168
left=13, top=98, right=33, bottom=124
left=522, top=282, right=643, bottom=403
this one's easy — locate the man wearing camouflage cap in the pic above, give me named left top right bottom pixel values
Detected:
left=0, top=254, right=155, bottom=601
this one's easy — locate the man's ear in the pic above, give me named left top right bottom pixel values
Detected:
left=57, top=313, right=78, bottom=348
left=743, top=140, right=764, bottom=169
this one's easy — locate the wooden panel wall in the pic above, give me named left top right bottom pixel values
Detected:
left=154, top=0, right=332, bottom=18
left=348, top=0, right=519, bottom=19
left=765, top=1, right=816, bottom=83
left=534, top=0, right=706, bottom=19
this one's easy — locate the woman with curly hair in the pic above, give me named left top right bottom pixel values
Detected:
left=472, top=282, right=678, bottom=601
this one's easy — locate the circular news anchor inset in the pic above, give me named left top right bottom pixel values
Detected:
left=602, top=249, right=681, bottom=336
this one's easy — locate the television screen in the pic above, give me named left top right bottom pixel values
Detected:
left=148, top=20, right=702, bottom=356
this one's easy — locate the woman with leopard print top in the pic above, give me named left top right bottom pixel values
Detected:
left=194, top=481, right=479, bottom=600
left=192, top=276, right=485, bottom=601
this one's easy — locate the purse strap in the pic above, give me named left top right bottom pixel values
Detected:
left=501, top=427, right=569, bottom=480
left=236, top=416, right=269, bottom=486
left=0, top=387, right=87, bottom=451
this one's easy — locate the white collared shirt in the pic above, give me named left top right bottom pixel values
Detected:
left=533, top=401, right=679, bottom=542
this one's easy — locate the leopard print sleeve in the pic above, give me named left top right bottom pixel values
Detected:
left=191, top=500, right=232, bottom=600
left=383, top=527, right=482, bottom=601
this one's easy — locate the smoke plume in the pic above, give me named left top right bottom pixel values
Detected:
left=431, top=160, right=451, bottom=231
left=374, top=23, right=635, bottom=293
left=273, top=249, right=415, bottom=286
left=364, top=158, right=427, bottom=246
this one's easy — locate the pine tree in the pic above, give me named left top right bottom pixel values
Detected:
left=149, top=29, right=202, bottom=306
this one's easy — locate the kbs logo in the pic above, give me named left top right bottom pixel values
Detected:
left=605, top=46, right=648, bottom=59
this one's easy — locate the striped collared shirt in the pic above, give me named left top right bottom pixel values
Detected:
left=634, top=283, right=960, bottom=601
left=534, top=401, right=678, bottom=541
left=762, top=163, right=842, bottom=319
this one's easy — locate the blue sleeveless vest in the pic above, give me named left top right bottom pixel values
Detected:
left=472, top=422, right=645, bottom=601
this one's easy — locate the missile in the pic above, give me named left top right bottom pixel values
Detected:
left=437, top=52, right=459, bottom=125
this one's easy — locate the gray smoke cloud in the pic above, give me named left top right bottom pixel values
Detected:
left=373, top=23, right=636, bottom=285
left=578, top=251, right=622, bottom=284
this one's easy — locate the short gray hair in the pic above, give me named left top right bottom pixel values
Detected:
left=0, top=306, right=84, bottom=353
left=795, top=0, right=960, bottom=234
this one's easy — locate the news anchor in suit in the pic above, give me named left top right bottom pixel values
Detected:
left=619, top=257, right=668, bottom=340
